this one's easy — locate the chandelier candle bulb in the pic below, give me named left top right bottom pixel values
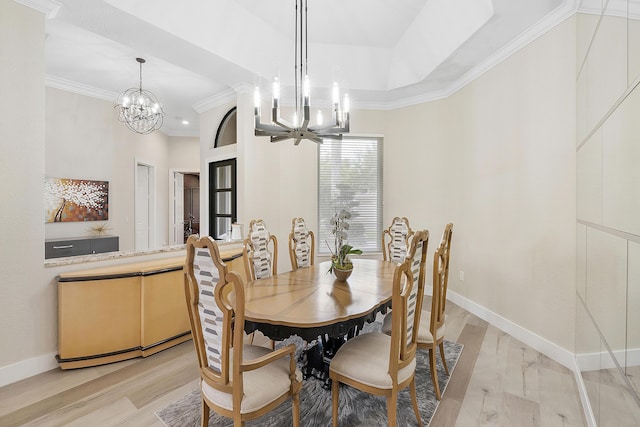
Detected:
left=272, top=77, right=280, bottom=108
left=332, top=82, right=340, bottom=107
left=317, top=110, right=323, bottom=126
left=303, top=75, right=310, bottom=106
left=254, top=87, right=261, bottom=116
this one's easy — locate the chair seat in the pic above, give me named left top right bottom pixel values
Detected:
left=381, top=311, right=446, bottom=344
left=202, top=344, right=302, bottom=414
left=329, top=332, right=416, bottom=389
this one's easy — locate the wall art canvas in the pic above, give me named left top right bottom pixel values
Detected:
left=44, top=177, right=109, bottom=223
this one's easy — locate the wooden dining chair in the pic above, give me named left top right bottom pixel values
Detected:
left=184, top=235, right=302, bottom=427
left=329, top=230, right=429, bottom=427
left=422, top=241, right=450, bottom=400
left=243, top=219, right=278, bottom=280
left=382, top=222, right=453, bottom=400
left=288, top=217, right=315, bottom=271
left=382, top=216, right=414, bottom=263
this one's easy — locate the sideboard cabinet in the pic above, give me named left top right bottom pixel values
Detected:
left=55, top=249, right=244, bottom=369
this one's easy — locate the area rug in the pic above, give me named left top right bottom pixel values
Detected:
left=156, top=325, right=462, bottom=427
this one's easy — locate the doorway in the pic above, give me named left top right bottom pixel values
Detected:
left=170, top=171, right=200, bottom=245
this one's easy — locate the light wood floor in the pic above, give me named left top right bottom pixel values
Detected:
left=0, top=300, right=587, bottom=426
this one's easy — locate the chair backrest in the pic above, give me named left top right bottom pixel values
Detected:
left=439, top=222, right=453, bottom=305
left=289, top=217, right=315, bottom=270
left=184, top=235, right=237, bottom=393
left=382, top=217, right=414, bottom=263
left=388, top=229, right=429, bottom=374
left=430, top=242, right=448, bottom=341
left=243, top=219, right=278, bottom=280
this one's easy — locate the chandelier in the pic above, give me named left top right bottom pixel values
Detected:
left=115, top=58, right=165, bottom=135
left=254, top=0, right=350, bottom=145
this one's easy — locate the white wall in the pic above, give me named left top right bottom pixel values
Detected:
left=386, top=18, right=576, bottom=351
left=0, top=0, right=53, bottom=381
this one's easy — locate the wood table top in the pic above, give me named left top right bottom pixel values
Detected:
left=243, top=258, right=397, bottom=333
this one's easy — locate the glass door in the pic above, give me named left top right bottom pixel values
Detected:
left=209, top=159, right=236, bottom=240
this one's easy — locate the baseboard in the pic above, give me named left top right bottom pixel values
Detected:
left=0, top=352, right=58, bottom=388
left=576, top=347, right=640, bottom=372
left=446, top=290, right=576, bottom=369
left=445, top=290, right=598, bottom=424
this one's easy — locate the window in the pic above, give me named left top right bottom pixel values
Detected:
left=318, top=136, right=383, bottom=254
left=214, top=107, right=237, bottom=148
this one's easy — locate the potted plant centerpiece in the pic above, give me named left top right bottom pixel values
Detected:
left=327, top=208, right=362, bottom=281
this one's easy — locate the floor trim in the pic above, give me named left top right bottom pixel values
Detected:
left=447, top=290, right=575, bottom=369
left=0, top=352, right=58, bottom=388
left=447, top=290, right=596, bottom=426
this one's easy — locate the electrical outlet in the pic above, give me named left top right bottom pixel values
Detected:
left=459, top=270, right=464, bottom=281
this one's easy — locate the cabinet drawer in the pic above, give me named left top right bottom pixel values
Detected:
left=91, top=236, right=119, bottom=254
left=45, top=239, right=90, bottom=259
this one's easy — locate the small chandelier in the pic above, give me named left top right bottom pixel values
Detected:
left=115, top=58, right=165, bottom=135
left=254, top=0, right=350, bottom=145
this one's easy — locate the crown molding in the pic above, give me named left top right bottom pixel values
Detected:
left=45, top=75, right=118, bottom=102
left=42, top=1, right=584, bottom=119
left=161, top=126, right=199, bottom=138
left=192, top=88, right=237, bottom=113
left=13, top=0, right=61, bottom=19
left=379, top=0, right=579, bottom=111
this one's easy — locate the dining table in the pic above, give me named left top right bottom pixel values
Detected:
left=242, top=258, right=398, bottom=342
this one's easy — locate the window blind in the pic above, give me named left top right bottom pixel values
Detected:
left=318, top=137, right=383, bottom=254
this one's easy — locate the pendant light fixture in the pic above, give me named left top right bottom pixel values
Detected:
left=254, top=0, right=350, bottom=145
left=115, top=57, right=165, bottom=135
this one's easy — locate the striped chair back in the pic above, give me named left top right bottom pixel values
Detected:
left=289, top=217, right=315, bottom=270
left=184, top=235, right=233, bottom=384
left=382, top=217, right=414, bottom=263
left=244, top=219, right=277, bottom=280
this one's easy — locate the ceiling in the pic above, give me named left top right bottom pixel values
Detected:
left=42, top=0, right=576, bottom=136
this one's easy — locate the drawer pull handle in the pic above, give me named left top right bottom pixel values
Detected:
left=53, top=245, right=74, bottom=249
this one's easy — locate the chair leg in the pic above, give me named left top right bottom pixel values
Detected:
left=201, top=399, right=210, bottom=427
left=439, top=342, right=449, bottom=375
left=386, top=393, right=397, bottom=427
left=332, top=378, right=339, bottom=427
left=429, top=347, right=441, bottom=400
left=292, top=387, right=301, bottom=427
left=409, top=377, right=424, bottom=427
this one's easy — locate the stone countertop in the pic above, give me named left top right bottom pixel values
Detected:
left=44, top=239, right=244, bottom=268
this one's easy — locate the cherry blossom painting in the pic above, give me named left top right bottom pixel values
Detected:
left=44, top=178, right=109, bottom=223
